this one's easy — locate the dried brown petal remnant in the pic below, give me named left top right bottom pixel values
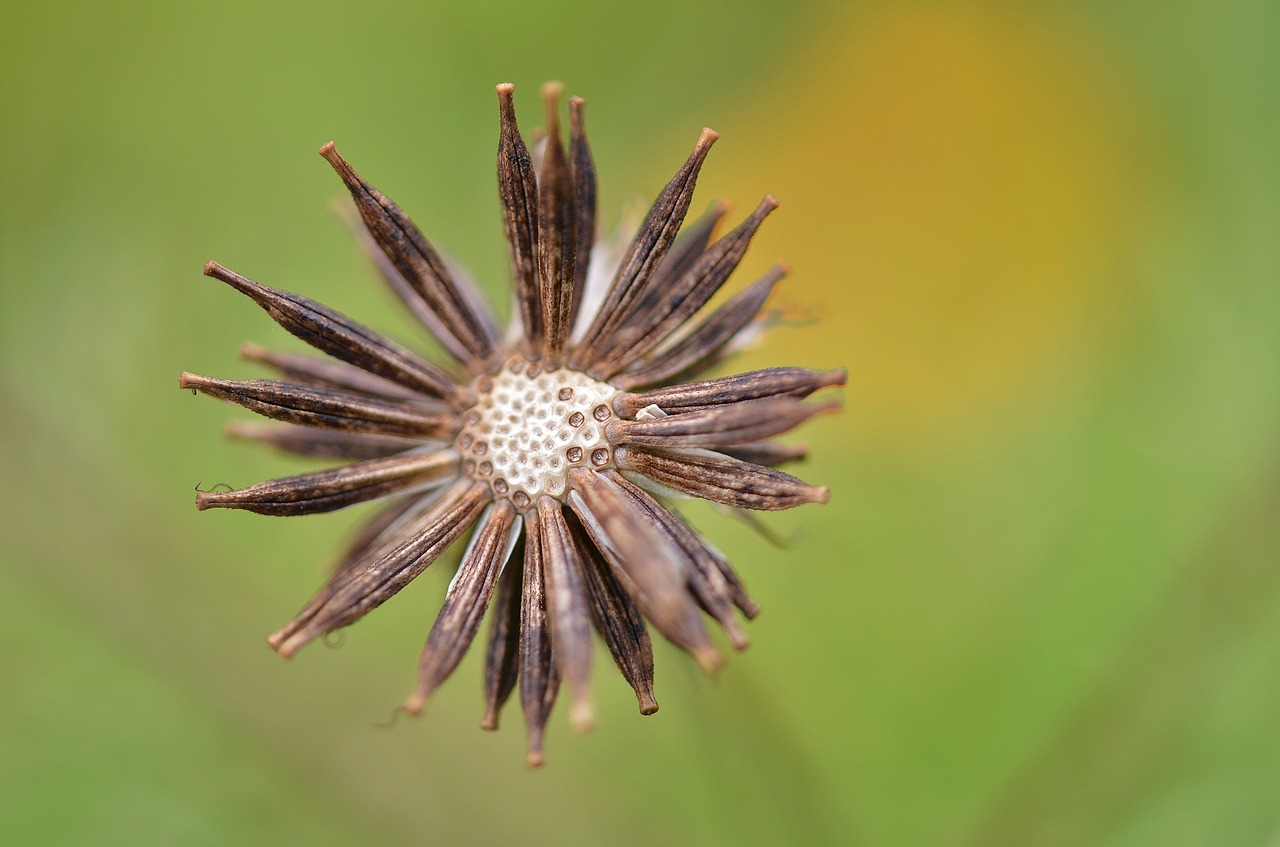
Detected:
left=182, top=82, right=844, bottom=766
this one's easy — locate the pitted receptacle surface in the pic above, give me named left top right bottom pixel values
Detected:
left=457, top=357, right=618, bottom=506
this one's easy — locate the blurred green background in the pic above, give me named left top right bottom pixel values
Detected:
left=3, top=0, right=1279, bottom=844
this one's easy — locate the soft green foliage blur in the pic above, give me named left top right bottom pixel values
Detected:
left=3, top=1, right=1279, bottom=845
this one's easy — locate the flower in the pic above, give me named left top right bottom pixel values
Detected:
left=181, top=82, right=843, bottom=766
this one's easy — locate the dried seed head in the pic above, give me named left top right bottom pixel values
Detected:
left=184, top=81, right=843, bottom=766
left=457, top=356, right=617, bottom=503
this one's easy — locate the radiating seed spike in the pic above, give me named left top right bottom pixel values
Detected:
left=519, top=511, right=560, bottom=767
left=608, top=396, right=840, bottom=449
left=316, top=144, right=498, bottom=363
left=481, top=552, right=523, bottom=730
left=196, top=449, right=459, bottom=516
left=225, top=421, right=423, bottom=460
left=567, top=96, right=597, bottom=339
left=537, top=82, right=578, bottom=363
left=574, top=128, right=718, bottom=368
left=406, top=501, right=517, bottom=714
left=615, top=447, right=831, bottom=511
left=596, top=195, right=778, bottom=374
left=617, top=367, right=846, bottom=416
left=566, top=468, right=722, bottom=671
left=238, top=343, right=422, bottom=401
left=202, top=261, right=467, bottom=405
left=179, top=372, right=459, bottom=440
left=267, top=481, right=488, bottom=657
left=496, top=83, right=543, bottom=352
left=617, top=263, right=787, bottom=388
left=536, top=496, right=595, bottom=732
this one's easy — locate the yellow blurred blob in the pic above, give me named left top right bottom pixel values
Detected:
left=725, top=5, right=1143, bottom=448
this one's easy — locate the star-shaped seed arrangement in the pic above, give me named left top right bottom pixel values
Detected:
left=182, top=82, right=844, bottom=765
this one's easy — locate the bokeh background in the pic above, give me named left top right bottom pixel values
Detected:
left=3, top=1, right=1279, bottom=844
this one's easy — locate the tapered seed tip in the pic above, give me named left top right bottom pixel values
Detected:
left=698, top=127, right=720, bottom=147
left=761, top=194, right=780, bottom=211
left=813, top=397, right=844, bottom=417
left=238, top=341, right=267, bottom=360
left=318, top=142, right=351, bottom=176
left=178, top=371, right=201, bottom=390
left=826, top=367, right=849, bottom=387
left=694, top=644, right=725, bottom=673
left=638, top=694, right=660, bottom=716
left=403, top=690, right=426, bottom=716
left=569, top=697, right=596, bottom=734
left=813, top=486, right=832, bottom=505
left=776, top=260, right=792, bottom=276
left=541, top=80, right=564, bottom=103
left=202, top=261, right=257, bottom=293
left=726, top=622, right=751, bottom=651
left=525, top=729, right=546, bottom=767
left=271, top=630, right=308, bottom=658
left=195, top=491, right=214, bottom=511
left=569, top=97, right=587, bottom=135
left=542, top=83, right=563, bottom=137
left=496, top=83, right=515, bottom=106
left=266, top=628, right=301, bottom=657
left=480, top=707, right=499, bottom=731
left=224, top=420, right=260, bottom=440
left=207, top=265, right=257, bottom=295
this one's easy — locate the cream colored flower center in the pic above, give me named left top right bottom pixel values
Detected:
left=458, top=357, right=618, bottom=506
